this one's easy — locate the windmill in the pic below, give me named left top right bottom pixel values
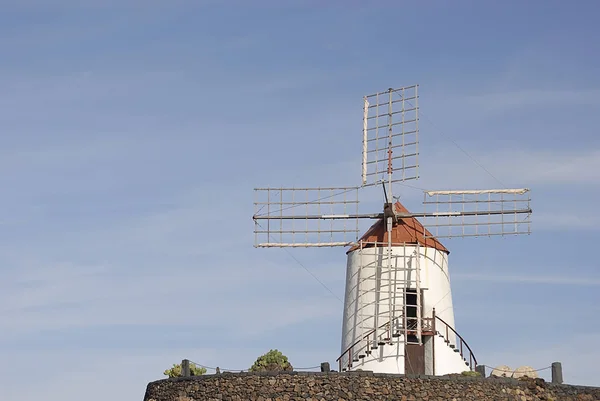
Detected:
left=252, top=85, right=532, bottom=376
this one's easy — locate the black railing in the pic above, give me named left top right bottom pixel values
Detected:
left=336, top=317, right=435, bottom=372
left=434, top=313, right=478, bottom=370
left=336, top=311, right=478, bottom=372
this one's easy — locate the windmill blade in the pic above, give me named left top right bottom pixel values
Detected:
left=253, top=186, right=377, bottom=248
left=362, top=85, right=419, bottom=187
left=420, top=188, right=532, bottom=238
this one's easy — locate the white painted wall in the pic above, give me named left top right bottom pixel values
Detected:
left=424, top=336, right=434, bottom=375
left=340, top=244, right=458, bottom=373
left=351, top=340, right=406, bottom=374
left=433, top=335, right=471, bottom=375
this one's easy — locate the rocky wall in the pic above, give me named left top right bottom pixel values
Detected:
left=143, top=372, right=600, bottom=401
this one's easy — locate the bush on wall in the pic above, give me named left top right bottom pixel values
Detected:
left=163, top=362, right=207, bottom=378
left=249, top=349, right=293, bottom=372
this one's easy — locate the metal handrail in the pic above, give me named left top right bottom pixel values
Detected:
left=434, top=314, right=478, bottom=369
left=336, top=319, right=394, bottom=371
left=335, top=316, right=435, bottom=371
left=336, top=313, right=478, bottom=372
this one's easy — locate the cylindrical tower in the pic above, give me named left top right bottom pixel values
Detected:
left=338, top=202, right=469, bottom=375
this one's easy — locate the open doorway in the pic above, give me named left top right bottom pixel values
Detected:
left=404, top=287, right=425, bottom=374
left=405, top=288, right=419, bottom=343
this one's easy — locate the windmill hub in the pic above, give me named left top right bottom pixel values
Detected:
left=383, top=202, right=398, bottom=223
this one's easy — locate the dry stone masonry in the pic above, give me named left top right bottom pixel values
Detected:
left=143, top=371, right=600, bottom=401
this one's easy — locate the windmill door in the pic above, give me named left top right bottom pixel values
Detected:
left=405, top=344, right=425, bottom=374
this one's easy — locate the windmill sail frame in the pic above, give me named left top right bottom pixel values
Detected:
left=362, top=85, right=420, bottom=188
left=253, top=186, right=362, bottom=248
left=421, top=188, right=532, bottom=238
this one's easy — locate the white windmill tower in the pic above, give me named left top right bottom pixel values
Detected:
left=252, top=85, right=532, bottom=376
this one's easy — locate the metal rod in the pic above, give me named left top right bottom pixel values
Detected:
left=359, top=240, right=364, bottom=351
left=391, top=242, right=399, bottom=337
left=414, top=84, right=419, bottom=179
left=365, top=96, right=418, bottom=106
left=254, top=189, right=258, bottom=247
left=418, top=208, right=531, bottom=218
left=432, top=308, right=436, bottom=375
left=423, top=221, right=529, bottom=228
left=365, top=119, right=418, bottom=132
left=267, top=188, right=271, bottom=246
left=365, top=153, right=418, bottom=165
left=253, top=208, right=532, bottom=220
left=317, top=188, right=321, bottom=243
left=364, top=165, right=417, bottom=175
left=254, top=229, right=359, bottom=234
left=254, top=213, right=384, bottom=220
left=254, top=186, right=360, bottom=191
left=461, top=193, right=465, bottom=237
left=256, top=242, right=356, bottom=248
left=305, top=189, right=309, bottom=243
left=425, top=188, right=529, bottom=196
left=343, top=189, right=347, bottom=243
left=373, top=247, right=381, bottom=350
left=387, top=88, right=393, bottom=186
left=366, top=108, right=417, bottom=120
left=423, top=198, right=528, bottom=205
left=362, top=97, right=369, bottom=185
left=400, top=86, right=406, bottom=181
left=375, top=92, right=380, bottom=183
left=365, top=95, right=418, bottom=106
left=355, top=187, right=359, bottom=242
left=425, top=231, right=531, bottom=239
left=366, top=140, right=417, bottom=153
left=366, top=86, right=418, bottom=98
left=254, top=200, right=359, bottom=205
left=475, top=193, right=479, bottom=236
left=391, top=153, right=417, bottom=162
left=387, top=217, right=393, bottom=341
left=417, top=246, right=423, bottom=345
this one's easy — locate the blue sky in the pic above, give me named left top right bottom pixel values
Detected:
left=2, top=1, right=600, bottom=399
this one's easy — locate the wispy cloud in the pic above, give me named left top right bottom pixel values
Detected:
left=491, top=149, right=600, bottom=186
left=0, top=342, right=336, bottom=401
left=533, top=212, right=600, bottom=231
left=453, top=273, right=600, bottom=286
left=0, top=0, right=215, bottom=11
left=480, top=332, right=600, bottom=386
left=0, top=347, right=222, bottom=401
left=464, top=89, right=600, bottom=113
left=415, top=147, right=600, bottom=190
left=0, top=253, right=341, bottom=337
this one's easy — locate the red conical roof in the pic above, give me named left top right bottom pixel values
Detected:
left=347, top=201, right=449, bottom=254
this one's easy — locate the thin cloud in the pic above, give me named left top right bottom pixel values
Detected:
left=533, top=212, right=600, bottom=230
left=0, top=253, right=342, bottom=340
left=417, top=147, right=600, bottom=189
left=465, top=89, right=600, bottom=113
left=452, top=273, right=600, bottom=286
left=480, top=332, right=600, bottom=386
left=0, top=343, right=335, bottom=401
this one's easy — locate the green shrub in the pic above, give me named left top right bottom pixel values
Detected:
left=461, top=370, right=481, bottom=377
left=249, top=349, right=293, bottom=372
left=163, top=362, right=207, bottom=378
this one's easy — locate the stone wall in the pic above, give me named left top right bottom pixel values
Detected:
left=143, top=372, right=600, bottom=401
